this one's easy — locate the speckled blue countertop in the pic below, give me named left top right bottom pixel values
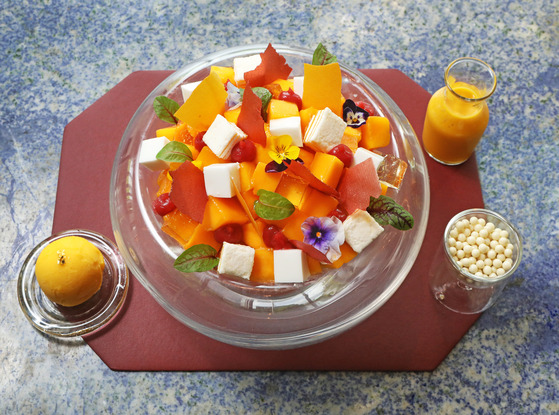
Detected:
left=1, top=0, right=558, bottom=413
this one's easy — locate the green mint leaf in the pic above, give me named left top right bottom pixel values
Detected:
left=153, top=96, right=180, bottom=124
left=312, top=43, right=338, bottom=66
left=366, top=195, right=414, bottom=230
left=251, top=87, right=272, bottom=120
left=254, top=189, right=295, bottom=220
left=174, top=244, right=219, bottom=273
left=156, top=141, right=193, bottom=163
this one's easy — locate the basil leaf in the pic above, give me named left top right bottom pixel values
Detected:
left=156, top=141, right=193, bottom=163
left=174, top=244, right=219, bottom=273
left=153, top=96, right=180, bottom=124
left=312, top=43, right=338, bottom=66
left=254, top=189, right=295, bottom=220
left=366, top=195, right=414, bottom=230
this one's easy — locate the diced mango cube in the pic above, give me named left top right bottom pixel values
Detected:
left=183, top=224, right=222, bottom=251
left=242, top=220, right=266, bottom=249
left=341, top=126, right=361, bottom=152
left=161, top=210, right=198, bottom=247
left=201, top=196, right=250, bottom=231
left=281, top=209, right=308, bottom=241
left=299, top=107, right=319, bottom=136
left=156, top=170, right=173, bottom=196
left=299, top=188, right=339, bottom=218
left=271, top=78, right=294, bottom=91
left=210, top=66, right=235, bottom=85
left=192, top=146, right=227, bottom=170
left=360, top=116, right=391, bottom=149
left=251, top=248, right=275, bottom=284
left=241, top=190, right=259, bottom=219
left=239, top=162, right=256, bottom=193
left=174, top=72, right=228, bottom=131
left=268, top=99, right=299, bottom=120
left=223, top=107, right=241, bottom=124
left=324, top=243, right=357, bottom=269
left=156, top=126, right=177, bottom=141
left=254, top=143, right=273, bottom=164
left=297, top=147, right=315, bottom=166
left=251, top=162, right=282, bottom=193
left=306, top=255, right=323, bottom=275
left=302, top=62, right=343, bottom=116
left=275, top=175, right=308, bottom=208
left=309, top=152, right=345, bottom=189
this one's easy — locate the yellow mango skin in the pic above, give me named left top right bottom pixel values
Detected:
left=360, top=116, right=391, bottom=149
left=268, top=99, right=299, bottom=120
left=309, top=152, right=345, bottom=189
left=251, top=162, right=282, bottom=193
left=174, top=72, right=227, bottom=131
left=302, top=63, right=343, bottom=116
left=299, top=188, right=339, bottom=218
left=183, top=224, right=222, bottom=251
left=251, top=248, right=275, bottom=284
left=201, top=196, right=250, bottom=231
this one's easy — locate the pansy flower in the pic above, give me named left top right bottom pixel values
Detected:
left=301, top=216, right=345, bottom=262
left=265, top=135, right=301, bottom=173
left=226, top=81, right=242, bottom=109
left=343, top=99, right=369, bottom=128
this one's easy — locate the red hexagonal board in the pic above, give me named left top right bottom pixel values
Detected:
left=52, top=70, right=483, bottom=371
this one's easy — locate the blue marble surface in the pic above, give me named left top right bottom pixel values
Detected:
left=1, top=0, right=558, bottom=413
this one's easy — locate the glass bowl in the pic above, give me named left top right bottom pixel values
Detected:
left=18, top=229, right=129, bottom=337
left=110, top=44, right=430, bottom=349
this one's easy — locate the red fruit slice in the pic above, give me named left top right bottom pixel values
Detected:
left=169, top=161, right=208, bottom=223
left=236, top=84, right=267, bottom=146
left=337, top=158, right=381, bottom=215
left=244, top=44, right=292, bottom=87
left=286, top=161, right=340, bottom=199
left=289, top=239, right=331, bottom=264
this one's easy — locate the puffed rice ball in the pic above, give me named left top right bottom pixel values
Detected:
left=447, top=216, right=515, bottom=278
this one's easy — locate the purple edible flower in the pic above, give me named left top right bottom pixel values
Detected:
left=226, top=81, right=242, bottom=108
left=301, top=216, right=345, bottom=262
left=343, top=99, right=369, bottom=128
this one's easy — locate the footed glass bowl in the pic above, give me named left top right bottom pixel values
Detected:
left=110, top=44, right=430, bottom=349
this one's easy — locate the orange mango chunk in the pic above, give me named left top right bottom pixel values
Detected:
left=325, top=243, right=358, bottom=269
left=309, top=152, right=345, bottom=189
left=299, top=107, right=319, bottom=136
left=281, top=209, right=308, bottom=242
left=254, top=142, right=273, bottom=164
left=276, top=174, right=308, bottom=208
left=243, top=220, right=266, bottom=249
left=297, top=147, right=315, bottom=167
left=268, top=99, right=299, bottom=120
left=302, top=62, right=343, bottom=116
left=239, top=162, right=256, bottom=193
left=271, top=78, right=294, bottom=91
left=210, top=66, right=235, bottom=85
left=341, top=126, right=361, bottom=152
left=299, top=188, right=339, bottom=218
left=183, top=224, right=222, bottom=251
left=161, top=210, right=198, bottom=247
left=223, top=107, right=241, bottom=124
left=156, top=125, right=177, bottom=141
left=174, top=72, right=228, bottom=131
left=251, top=162, right=282, bottom=193
left=360, top=116, right=391, bottom=149
left=201, top=196, right=250, bottom=231
left=306, top=255, right=323, bottom=275
left=251, top=248, right=275, bottom=284
left=156, top=170, right=173, bottom=196
left=192, top=146, right=228, bottom=170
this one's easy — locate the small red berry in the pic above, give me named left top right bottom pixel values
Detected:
left=262, top=225, right=292, bottom=250
left=278, top=88, right=303, bottom=111
left=152, top=192, right=175, bottom=216
left=328, top=144, right=353, bottom=168
left=327, top=207, right=348, bottom=222
left=194, top=131, right=206, bottom=152
left=213, top=223, right=244, bottom=244
left=355, top=100, right=375, bottom=116
left=230, top=139, right=257, bottom=162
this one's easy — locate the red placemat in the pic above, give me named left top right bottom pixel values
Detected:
left=52, top=69, right=483, bottom=371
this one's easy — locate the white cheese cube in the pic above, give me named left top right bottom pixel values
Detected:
left=352, top=147, right=385, bottom=169
left=343, top=209, right=384, bottom=253
left=293, top=76, right=304, bottom=98
left=203, top=163, right=240, bottom=198
left=180, top=81, right=201, bottom=103
left=273, top=249, right=310, bottom=283
left=217, top=242, right=255, bottom=280
left=138, top=136, right=171, bottom=171
left=203, top=114, right=247, bottom=159
left=233, top=54, right=262, bottom=83
left=303, top=107, right=346, bottom=152
left=269, top=116, right=303, bottom=147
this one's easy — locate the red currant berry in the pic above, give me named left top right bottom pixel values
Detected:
left=327, top=207, right=348, bottom=222
left=213, top=223, right=244, bottom=244
left=278, top=88, right=302, bottom=111
left=230, top=139, right=256, bottom=162
left=152, top=192, right=175, bottom=216
left=328, top=144, right=353, bottom=168
left=194, top=131, right=206, bottom=152
left=355, top=100, right=375, bottom=116
left=262, top=225, right=292, bottom=250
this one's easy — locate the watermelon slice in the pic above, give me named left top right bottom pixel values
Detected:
left=338, top=158, right=381, bottom=215
left=169, top=161, right=208, bottom=223
left=244, top=44, right=292, bottom=87
left=236, top=84, right=267, bottom=146
left=289, top=239, right=332, bottom=264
